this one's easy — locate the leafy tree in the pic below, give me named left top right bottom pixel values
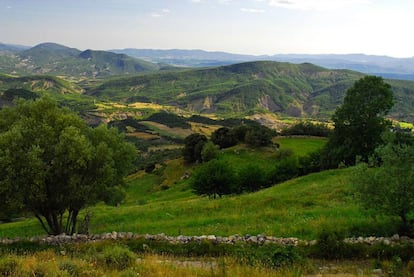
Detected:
left=211, top=127, right=237, bottom=149
left=324, top=76, right=393, bottom=167
left=244, top=125, right=275, bottom=147
left=182, top=133, right=207, bottom=163
left=354, top=140, right=414, bottom=235
left=191, top=159, right=235, bottom=198
left=201, top=141, right=220, bottom=162
left=281, top=121, right=331, bottom=137
left=0, top=98, right=135, bottom=235
left=237, top=164, right=269, bottom=192
left=270, top=158, right=299, bottom=184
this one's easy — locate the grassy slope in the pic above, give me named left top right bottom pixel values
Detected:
left=0, top=138, right=397, bottom=239
left=88, top=61, right=414, bottom=122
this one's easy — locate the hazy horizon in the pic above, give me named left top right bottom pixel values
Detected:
left=1, top=0, right=413, bottom=58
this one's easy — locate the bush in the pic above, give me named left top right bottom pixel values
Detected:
left=0, top=256, right=20, bottom=276
left=183, top=133, right=207, bottom=163
left=244, top=125, right=275, bottom=147
left=237, top=164, right=270, bottom=192
left=211, top=127, right=238, bottom=149
left=281, top=121, right=331, bottom=137
left=270, top=158, right=299, bottom=184
left=201, top=141, right=220, bottom=162
left=97, top=245, right=137, bottom=271
left=191, top=159, right=236, bottom=198
left=59, top=260, right=81, bottom=276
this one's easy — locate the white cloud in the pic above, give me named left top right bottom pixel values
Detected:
left=257, top=0, right=372, bottom=11
left=151, top=8, right=171, bottom=18
left=241, top=8, right=265, bottom=13
left=218, top=0, right=233, bottom=4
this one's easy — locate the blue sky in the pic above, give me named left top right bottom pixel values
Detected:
left=1, top=0, right=413, bottom=57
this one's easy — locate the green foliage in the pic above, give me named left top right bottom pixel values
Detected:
left=146, top=111, right=191, bottom=128
left=281, top=121, right=332, bottom=137
left=96, top=245, right=137, bottom=271
left=201, top=141, right=220, bottom=162
left=211, top=127, right=238, bottom=149
left=182, top=133, right=207, bottom=163
left=1, top=88, right=39, bottom=101
left=0, top=98, right=135, bottom=235
left=0, top=256, right=20, bottom=276
left=270, top=158, right=299, bottom=185
left=237, top=164, right=270, bottom=192
left=244, top=125, right=275, bottom=147
left=108, top=118, right=150, bottom=133
left=354, top=138, right=414, bottom=235
left=324, top=76, right=394, bottom=167
left=191, top=159, right=236, bottom=198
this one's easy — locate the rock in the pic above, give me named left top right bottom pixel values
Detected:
left=207, top=235, right=216, bottom=241
left=247, top=236, right=258, bottom=243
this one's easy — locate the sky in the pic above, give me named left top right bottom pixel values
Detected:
left=1, top=0, right=413, bottom=58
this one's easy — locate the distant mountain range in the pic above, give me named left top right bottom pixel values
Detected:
left=1, top=42, right=414, bottom=80
left=0, top=43, right=164, bottom=78
left=1, top=42, right=414, bottom=123
left=112, top=48, right=414, bottom=81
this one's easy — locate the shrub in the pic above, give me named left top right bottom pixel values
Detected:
left=97, top=245, right=137, bottom=271
left=0, top=256, right=20, bottom=276
left=211, top=127, right=238, bottom=149
left=281, top=121, right=331, bottom=137
left=270, top=157, right=299, bottom=184
left=183, top=133, right=207, bottom=163
left=191, top=159, right=236, bottom=198
left=201, top=141, right=220, bottom=162
left=59, top=260, right=81, bottom=276
left=237, top=164, right=269, bottom=192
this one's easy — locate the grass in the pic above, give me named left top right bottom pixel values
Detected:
left=85, top=168, right=396, bottom=239
left=0, top=137, right=396, bottom=240
left=274, top=136, right=327, bottom=157
left=0, top=249, right=384, bottom=277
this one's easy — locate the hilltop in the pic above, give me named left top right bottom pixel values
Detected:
left=113, top=48, right=414, bottom=80
left=89, top=61, right=414, bottom=122
left=0, top=43, right=163, bottom=78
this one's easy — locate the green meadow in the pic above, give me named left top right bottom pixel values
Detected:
left=0, top=137, right=397, bottom=239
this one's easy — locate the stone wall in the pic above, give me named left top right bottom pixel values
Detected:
left=0, top=232, right=413, bottom=246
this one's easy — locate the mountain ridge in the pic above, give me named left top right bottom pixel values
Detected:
left=87, top=60, right=414, bottom=122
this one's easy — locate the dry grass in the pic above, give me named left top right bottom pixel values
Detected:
left=127, top=131, right=160, bottom=140
left=189, top=122, right=222, bottom=137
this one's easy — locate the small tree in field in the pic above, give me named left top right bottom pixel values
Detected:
left=182, top=133, right=207, bottom=163
left=191, top=159, right=235, bottom=198
left=354, top=137, right=414, bottom=235
left=0, top=98, right=135, bottom=235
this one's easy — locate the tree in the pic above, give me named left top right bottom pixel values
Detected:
left=244, top=125, right=275, bottom=147
left=182, top=133, right=207, bottom=163
left=211, top=127, right=237, bottom=149
left=237, top=164, right=269, bottom=192
left=191, top=159, right=235, bottom=198
left=201, top=141, right=220, bottom=162
left=324, top=76, right=393, bottom=167
left=354, top=140, right=414, bottom=235
left=0, top=98, right=135, bottom=235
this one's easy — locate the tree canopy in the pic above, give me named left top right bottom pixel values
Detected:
left=323, top=76, right=393, bottom=167
left=0, top=98, right=135, bottom=235
left=354, top=135, right=414, bottom=235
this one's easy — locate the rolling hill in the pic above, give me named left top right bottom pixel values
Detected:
left=113, top=48, right=414, bottom=81
left=88, top=61, right=414, bottom=122
left=0, top=43, right=162, bottom=78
